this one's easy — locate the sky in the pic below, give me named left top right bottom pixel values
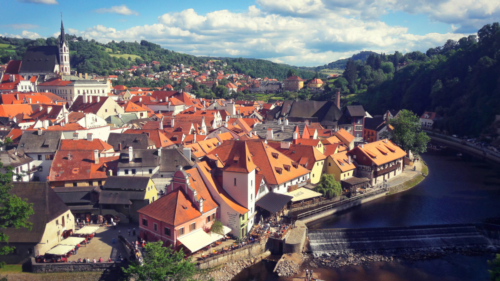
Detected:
left=1, top=0, right=499, bottom=67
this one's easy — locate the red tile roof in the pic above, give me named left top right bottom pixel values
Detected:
left=60, top=139, right=113, bottom=151
left=48, top=151, right=118, bottom=182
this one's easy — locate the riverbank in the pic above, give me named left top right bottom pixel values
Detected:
left=387, top=160, right=428, bottom=195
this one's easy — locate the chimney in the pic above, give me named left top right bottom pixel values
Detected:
left=284, top=118, right=289, bottom=126
left=47, top=106, right=52, bottom=114
left=194, top=106, right=197, bottom=112
left=83, top=93, right=88, bottom=103
left=278, top=118, right=282, bottom=125
left=37, top=128, right=43, bottom=136
left=158, top=148, right=162, bottom=157
left=139, top=97, right=142, bottom=102
left=10, top=75, right=15, bottom=82
left=29, top=98, right=32, bottom=104
left=348, top=155, right=352, bottom=164
left=128, top=146, right=133, bottom=163
left=79, top=73, right=82, bottom=78
left=281, top=141, right=291, bottom=150
left=159, top=116, right=164, bottom=130
left=43, top=120, right=49, bottom=130
left=171, top=117, right=175, bottom=128
left=266, top=128, right=274, bottom=140
left=293, top=131, right=298, bottom=140
left=249, top=131, right=253, bottom=138
left=85, top=73, right=88, bottom=80
left=336, top=88, right=341, bottom=109
left=87, top=133, right=93, bottom=142
left=94, top=149, right=99, bottom=164
left=72, top=132, right=78, bottom=140
left=97, top=96, right=100, bottom=102
left=183, top=147, right=191, bottom=160
left=199, top=198, right=204, bottom=213
left=108, top=169, right=113, bottom=176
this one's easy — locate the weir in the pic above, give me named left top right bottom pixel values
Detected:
left=308, top=223, right=499, bottom=255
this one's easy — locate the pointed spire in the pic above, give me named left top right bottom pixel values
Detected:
left=302, top=124, right=311, bottom=139
left=60, top=13, right=66, bottom=47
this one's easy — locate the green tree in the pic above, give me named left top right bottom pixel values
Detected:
left=388, top=109, right=430, bottom=155
left=210, top=220, right=224, bottom=236
left=343, top=59, right=357, bottom=86
left=489, top=254, right=500, bottom=281
left=0, top=160, right=34, bottom=266
left=123, top=241, right=197, bottom=281
left=314, top=174, right=342, bottom=198
left=213, top=85, right=228, bottom=98
left=286, top=69, right=296, bottom=78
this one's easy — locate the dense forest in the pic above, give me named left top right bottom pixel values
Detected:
left=299, top=51, right=378, bottom=72
left=349, top=23, right=500, bottom=137
left=0, top=35, right=317, bottom=80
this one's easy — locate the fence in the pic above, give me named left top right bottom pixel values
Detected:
left=293, top=187, right=388, bottom=220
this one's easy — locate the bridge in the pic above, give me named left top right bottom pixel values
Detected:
left=308, top=223, right=500, bottom=255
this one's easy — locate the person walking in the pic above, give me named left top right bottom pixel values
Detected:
left=305, top=269, right=309, bottom=280
left=310, top=269, right=314, bottom=280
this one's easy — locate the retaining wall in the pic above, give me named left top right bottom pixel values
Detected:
left=31, top=258, right=122, bottom=273
left=196, top=242, right=266, bottom=270
left=283, top=221, right=307, bottom=254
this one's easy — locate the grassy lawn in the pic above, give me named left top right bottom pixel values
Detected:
left=0, top=265, right=22, bottom=273
left=319, top=68, right=343, bottom=76
left=109, top=54, right=140, bottom=60
left=0, top=43, right=13, bottom=49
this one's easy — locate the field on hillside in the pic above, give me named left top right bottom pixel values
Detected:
left=319, top=68, right=343, bottom=76
left=109, top=54, right=141, bottom=60
left=0, top=43, right=13, bottom=48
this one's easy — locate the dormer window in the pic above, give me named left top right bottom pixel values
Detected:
left=271, top=153, right=279, bottom=159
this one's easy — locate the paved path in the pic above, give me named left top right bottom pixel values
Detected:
left=67, top=224, right=130, bottom=262
left=384, top=160, right=423, bottom=189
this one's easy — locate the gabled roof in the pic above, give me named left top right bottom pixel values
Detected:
left=268, top=143, right=326, bottom=170
left=5, top=60, right=22, bottom=74
left=48, top=151, right=118, bottom=182
left=124, top=129, right=175, bottom=148
left=329, top=151, right=356, bottom=172
left=346, top=105, right=366, bottom=117
left=108, top=133, right=153, bottom=150
left=138, top=189, right=200, bottom=226
left=4, top=182, right=69, bottom=243
left=18, top=130, right=62, bottom=153
left=69, top=96, right=109, bottom=114
left=0, top=104, right=33, bottom=118
left=19, top=46, right=60, bottom=74
left=60, top=139, right=114, bottom=152
left=335, top=128, right=354, bottom=144
left=349, top=140, right=406, bottom=166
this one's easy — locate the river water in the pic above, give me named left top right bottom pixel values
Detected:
left=232, top=148, right=500, bottom=281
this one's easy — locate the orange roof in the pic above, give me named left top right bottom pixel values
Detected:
left=197, top=161, right=248, bottom=215
left=48, top=151, right=118, bottom=182
left=322, top=136, right=342, bottom=145
left=0, top=104, right=34, bottom=118
left=216, top=132, right=234, bottom=142
left=268, top=143, right=326, bottom=170
left=302, top=125, right=311, bottom=139
left=308, top=78, right=324, bottom=85
left=335, top=128, right=354, bottom=144
left=124, top=129, right=175, bottom=148
left=226, top=82, right=237, bottom=89
left=114, top=85, right=127, bottom=90
left=122, top=101, right=149, bottom=112
left=38, top=78, right=72, bottom=86
left=330, top=151, right=356, bottom=172
left=323, top=143, right=339, bottom=156
left=353, top=140, right=406, bottom=166
left=60, top=139, right=114, bottom=152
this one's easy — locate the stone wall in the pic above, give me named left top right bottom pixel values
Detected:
left=196, top=242, right=265, bottom=270
left=31, top=258, right=122, bottom=273
left=284, top=221, right=307, bottom=254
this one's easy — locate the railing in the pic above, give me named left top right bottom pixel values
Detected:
left=424, top=129, right=500, bottom=159
left=374, top=163, right=401, bottom=177
left=196, top=239, right=262, bottom=264
left=294, top=187, right=388, bottom=220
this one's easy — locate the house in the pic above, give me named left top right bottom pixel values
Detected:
left=116, top=147, right=161, bottom=177
left=307, top=78, right=324, bottom=89
left=18, top=130, right=62, bottom=182
left=268, top=142, right=326, bottom=184
left=364, top=116, right=392, bottom=143
left=107, top=133, right=156, bottom=151
left=69, top=95, right=124, bottom=120
left=347, top=140, right=406, bottom=187
left=153, top=147, right=194, bottom=195
left=120, top=101, right=151, bottom=119
left=283, top=76, right=304, bottom=91
left=100, top=176, right=157, bottom=223
left=225, top=82, right=237, bottom=94
left=0, top=149, right=34, bottom=182
left=137, top=167, right=218, bottom=249
left=0, top=182, right=74, bottom=264
left=335, top=128, right=355, bottom=150
left=280, top=100, right=342, bottom=129
left=324, top=151, right=356, bottom=182
left=338, top=105, right=366, bottom=142
left=420, top=112, right=437, bottom=128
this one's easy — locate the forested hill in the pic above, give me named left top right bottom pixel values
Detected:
left=0, top=35, right=317, bottom=80
left=360, top=23, right=500, bottom=137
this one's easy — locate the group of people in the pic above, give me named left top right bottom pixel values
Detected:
left=76, top=257, right=110, bottom=263
left=305, top=269, right=314, bottom=280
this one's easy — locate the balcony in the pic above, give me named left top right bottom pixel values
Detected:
left=374, top=163, right=401, bottom=177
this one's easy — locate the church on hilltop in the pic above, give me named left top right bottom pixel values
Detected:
left=19, top=19, right=71, bottom=79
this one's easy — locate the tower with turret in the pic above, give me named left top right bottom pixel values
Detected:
left=59, top=17, right=70, bottom=75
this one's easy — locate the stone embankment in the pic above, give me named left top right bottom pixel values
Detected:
left=308, top=245, right=499, bottom=269
left=196, top=251, right=270, bottom=281
left=273, top=253, right=303, bottom=277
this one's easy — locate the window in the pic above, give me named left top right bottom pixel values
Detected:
left=56, top=219, right=59, bottom=225
left=73, top=182, right=77, bottom=187
left=206, top=216, right=211, bottom=223
left=190, top=223, right=196, bottom=231
left=45, top=155, right=51, bottom=160
left=329, top=162, right=331, bottom=166
left=234, top=178, right=237, bottom=186
left=153, top=223, right=158, bottom=231
left=125, top=169, right=129, bottom=175
left=212, top=213, right=216, bottom=221
left=178, top=227, right=184, bottom=236
left=88, top=181, right=93, bottom=186
left=105, top=109, right=108, bottom=113
left=38, top=155, right=42, bottom=160
left=149, top=169, right=153, bottom=174
left=142, top=218, right=148, bottom=227
left=355, top=125, right=363, bottom=131
left=164, top=227, right=171, bottom=236
left=251, top=180, right=252, bottom=187
left=132, top=169, right=136, bottom=175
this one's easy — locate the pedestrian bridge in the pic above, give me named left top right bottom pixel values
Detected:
left=308, top=223, right=500, bottom=255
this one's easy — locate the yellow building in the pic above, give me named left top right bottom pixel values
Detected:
left=324, top=151, right=356, bottom=182
left=307, top=78, right=324, bottom=89
left=284, top=76, right=304, bottom=91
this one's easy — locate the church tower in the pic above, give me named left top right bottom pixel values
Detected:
left=59, top=17, right=70, bottom=76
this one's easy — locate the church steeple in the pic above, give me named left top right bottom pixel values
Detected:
left=60, top=13, right=66, bottom=47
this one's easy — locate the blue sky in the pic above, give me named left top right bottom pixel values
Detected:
left=2, top=0, right=497, bottom=66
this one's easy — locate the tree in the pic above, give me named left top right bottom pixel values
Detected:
left=213, top=85, right=228, bottom=98
left=210, top=220, right=224, bottom=236
left=314, top=174, right=342, bottom=199
left=286, top=69, right=296, bottom=78
left=388, top=109, right=430, bottom=155
left=0, top=160, right=34, bottom=266
left=490, top=254, right=500, bottom=281
left=123, top=241, right=197, bottom=281
left=343, top=59, right=357, bottom=85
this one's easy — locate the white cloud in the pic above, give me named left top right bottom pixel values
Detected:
left=95, top=5, right=138, bottom=16
left=1, top=24, right=39, bottom=29
left=17, top=0, right=58, bottom=4
left=2, top=30, right=42, bottom=39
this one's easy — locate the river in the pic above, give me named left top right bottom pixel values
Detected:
left=232, top=148, right=500, bottom=281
